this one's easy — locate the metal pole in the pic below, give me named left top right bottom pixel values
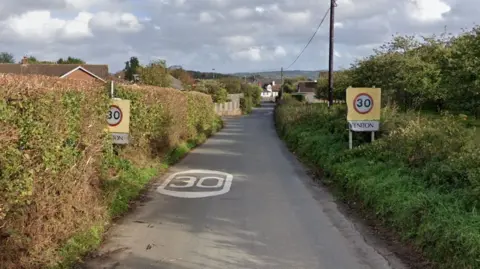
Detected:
left=328, top=0, right=336, bottom=108
left=349, top=130, right=353, bottom=149
left=110, top=80, right=114, bottom=98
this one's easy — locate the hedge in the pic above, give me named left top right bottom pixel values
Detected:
left=0, top=74, right=221, bottom=269
left=275, top=103, right=480, bottom=269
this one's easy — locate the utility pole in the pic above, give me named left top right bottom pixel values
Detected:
left=280, top=67, right=284, bottom=100
left=328, top=0, right=336, bottom=107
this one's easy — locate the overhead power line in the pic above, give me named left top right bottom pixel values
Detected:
left=285, top=7, right=331, bottom=70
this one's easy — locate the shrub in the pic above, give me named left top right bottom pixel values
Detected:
left=138, top=60, right=171, bottom=87
left=290, top=94, right=306, bottom=102
left=325, top=29, right=480, bottom=116
left=194, top=80, right=228, bottom=103
left=240, top=97, right=252, bottom=114
left=241, top=83, right=262, bottom=107
left=0, top=74, right=220, bottom=268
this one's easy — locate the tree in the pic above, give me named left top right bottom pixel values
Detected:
left=0, top=52, right=14, bottom=63
left=241, top=83, right=262, bottom=107
left=219, top=77, right=242, bottom=93
left=170, top=67, right=195, bottom=89
left=139, top=59, right=171, bottom=87
left=124, top=57, right=140, bottom=81
left=194, top=80, right=228, bottom=103
left=57, top=56, right=85, bottom=64
left=281, top=79, right=296, bottom=94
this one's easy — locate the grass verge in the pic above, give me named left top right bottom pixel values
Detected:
left=275, top=103, right=480, bottom=269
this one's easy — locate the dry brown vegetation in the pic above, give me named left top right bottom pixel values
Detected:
left=0, top=74, right=221, bottom=269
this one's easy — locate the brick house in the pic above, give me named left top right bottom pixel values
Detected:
left=0, top=57, right=108, bottom=82
left=296, top=81, right=319, bottom=103
left=296, top=81, right=317, bottom=93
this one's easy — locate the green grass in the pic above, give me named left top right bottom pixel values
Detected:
left=276, top=103, right=480, bottom=269
left=52, top=226, right=104, bottom=269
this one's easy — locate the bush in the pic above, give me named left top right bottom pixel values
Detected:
left=194, top=80, right=228, bottom=103
left=241, top=83, right=262, bottom=107
left=276, top=102, right=480, bottom=268
left=240, top=97, right=252, bottom=114
left=327, top=29, right=480, bottom=116
left=139, top=60, right=171, bottom=87
left=0, top=74, right=221, bottom=268
left=290, top=94, right=306, bottom=102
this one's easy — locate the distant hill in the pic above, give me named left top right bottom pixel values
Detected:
left=170, top=67, right=325, bottom=81
left=232, top=70, right=326, bottom=80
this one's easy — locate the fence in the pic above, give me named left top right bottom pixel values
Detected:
left=213, top=93, right=243, bottom=116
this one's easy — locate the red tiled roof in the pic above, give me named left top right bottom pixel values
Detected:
left=0, top=63, right=109, bottom=80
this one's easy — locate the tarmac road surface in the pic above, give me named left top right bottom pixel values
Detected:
left=81, top=103, right=404, bottom=269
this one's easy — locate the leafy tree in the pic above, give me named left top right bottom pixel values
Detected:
left=281, top=79, right=296, bottom=93
left=139, top=59, right=171, bottom=87
left=124, top=57, right=140, bottom=81
left=170, top=67, right=195, bottom=89
left=194, top=80, right=228, bottom=103
left=327, top=27, right=480, bottom=116
left=219, top=77, right=242, bottom=93
left=0, top=52, right=14, bottom=63
left=241, top=83, right=262, bottom=107
left=316, top=70, right=353, bottom=101
left=57, top=56, right=85, bottom=64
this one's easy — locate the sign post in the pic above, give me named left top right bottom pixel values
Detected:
left=346, top=87, right=381, bottom=149
left=107, top=99, right=130, bottom=144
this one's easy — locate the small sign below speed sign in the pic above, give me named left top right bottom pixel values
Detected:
left=353, top=93, right=374, bottom=114
left=107, top=105, right=123, bottom=126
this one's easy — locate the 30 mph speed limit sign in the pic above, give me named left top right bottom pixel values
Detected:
left=353, top=93, right=374, bottom=114
left=107, top=105, right=123, bottom=126
left=346, top=87, right=381, bottom=132
left=107, top=99, right=130, bottom=144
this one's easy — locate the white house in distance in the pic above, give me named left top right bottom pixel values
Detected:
left=260, top=80, right=280, bottom=98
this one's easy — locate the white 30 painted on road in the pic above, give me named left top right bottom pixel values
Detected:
left=157, top=169, right=233, bottom=198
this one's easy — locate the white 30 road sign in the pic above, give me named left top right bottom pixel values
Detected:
left=353, top=93, right=374, bottom=114
left=157, top=170, right=233, bottom=198
left=107, top=105, right=123, bottom=126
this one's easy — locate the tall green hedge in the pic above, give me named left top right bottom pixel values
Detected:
left=0, top=74, right=221, bottom=268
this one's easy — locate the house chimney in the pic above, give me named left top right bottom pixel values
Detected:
left=21, top=56, right=28, bottom=64
left=272, top=81, right=275, bottom=86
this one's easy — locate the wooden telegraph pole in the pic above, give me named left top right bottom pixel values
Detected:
left=328, top=0, right=336, bottom=107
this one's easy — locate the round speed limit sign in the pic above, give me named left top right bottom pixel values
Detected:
left=353, top=93, right=374, bottom=114
left=107, top=105, right=123, bottom=126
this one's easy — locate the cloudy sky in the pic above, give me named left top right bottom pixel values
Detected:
left=0, top=0, right=478, bottom=73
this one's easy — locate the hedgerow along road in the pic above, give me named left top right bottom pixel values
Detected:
left=82, top=103, right=405, bottom=269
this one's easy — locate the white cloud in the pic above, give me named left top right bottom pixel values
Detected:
left=285, top=11, right=311, bottom=25
left=0, top=0, right=477, bottom=73
left=407, top=0, right=451, bottom=22
left=222, top=35, right=255, bottom=48
left=89, top=12, right=143, bottom=33
left=1, top=10, right=93, bottom=42
left=199, top=11, right=215, bottom=23
left=255, top=6, right=265, bottom=14
left=231, top=47, right=262, bottom=61
left=230, top=7, right=253, bottom=19
left=274, top=46, right=287, bottom=57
